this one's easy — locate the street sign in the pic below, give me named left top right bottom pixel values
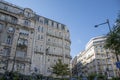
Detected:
left=116, top=62, right=120, bottom=68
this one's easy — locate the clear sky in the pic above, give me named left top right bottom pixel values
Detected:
left=5, top=0, right=120, bottom=58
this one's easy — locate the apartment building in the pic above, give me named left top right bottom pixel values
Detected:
left=0, top=0, right=71, bottom=76
left=71, top=56, right=78, bottom=77
left=74, top=36, right=119, bottom=78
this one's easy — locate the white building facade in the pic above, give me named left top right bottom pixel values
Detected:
left=77, top=36, right=119, bottom=78
left=0, top=0, right=71, bottom=76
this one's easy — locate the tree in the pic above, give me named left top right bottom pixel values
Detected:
left=105, top=14, right=120, bottom=62
left=52, top=59, right=70, bottom=78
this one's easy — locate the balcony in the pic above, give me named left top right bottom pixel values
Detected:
left=1, top=41, right=12, bottom=47
left=46, top=41, right=53, bottom=46
left=53, top=43, right=62, bottom=48
left=0, top=1, right=24, bottom=15
left=19, top=33, right=29, bottom=39
left=46, top=52, right=63, bottom=57
left=0, top=13, right=18, bottom=25
left=34, top=49, right=44, bottom=54
left=15, top=57, right=31, bottom=63
left=47, top=32, right=63, bottom=39
left=19, top=32, right=29, bottom=36
left=65, top=54, right=72, bottom=59
left=46, top=41, right=63, bottom=48
left=0, top=53, right=10, bottom=58
left=65, top=45, right=70, bottom=50
left=17, top=44, right=27, bottom=50
left=64, top=37, right=71, bottom=43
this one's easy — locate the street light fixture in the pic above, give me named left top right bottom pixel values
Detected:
left=94, top=19, right=112, bottom=79
left=94, top=19, right=112, bottom=32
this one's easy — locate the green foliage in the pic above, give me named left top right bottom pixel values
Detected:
left=0, top=71, right=44, bottom=80
left=97, top=74, right=106, bottom=79
left=88, top=73, right=97, bottom=80
left=105, top=15, right=120, bottom=61
left=88, top=73, right=106, bottom=80
left=54, top=78, right=69, bottom=80
left=112, top=77, right=120, bottom=80
left=52, top=59, right=70, bottom=78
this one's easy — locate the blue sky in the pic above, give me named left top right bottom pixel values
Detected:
left=5, top=0, right=120, bottom=58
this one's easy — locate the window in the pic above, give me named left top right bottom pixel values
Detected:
left=0, top=23, right=3, bottom=32
left=0, top=14, right=5, bottom=20
left=27, top=12, right=31, bottom=17
left=24, top=12, right=31, bottom=17
left=54, top=39, right=56, bottom=42
left=108, top=59, right=111, bottom=63
left=48, top=59, right=50, bottom=61
left=34, top=67, right=38, bottom=72
left=40, top=45, right=42, bottom=51
left=57, top=24, right=59, bottom=29
left=18, top=38, right=28, bottom=46
left=3, top=48, right=10, bottom=56
left=48, top=39, right=50, bottom=41
left=38, top=26, right=44, bottom=32
left=38, top=34, right=40, bottom=40
left=38, top=26, right=40, bottom=32
left=44, top=19, right=48, bottom=25
left=51, top=21, right=54, bottom=26
left=99, top=45, right=102, bottom=48
left=59, top=32, right=61, bottom=36
left=6, top=35, right=12, bottom=44
left=41, top=27, right=43, bottom=32
left=61, top=25, right=65, bottom=30
left=108, top=65, right=112, bottom=70
left=101, top=49, right=103, bottom=52
left=24, top=20, right=30, bottom=26
left=7, top=27, right=14, bottom=33
left=16, top=63, right=25, bottom=71
left=47, top=67, right=50, bottom=72
left=4, top=6, right=8, bottom=10
left=16, top=50, right=26, bottom=58
left=54, top=22, right=57, bottom=27
left=41, top=35, right=43, bottom=40
left=67, top=30, right=69, bottom=32
left=38, top=35, right=44, bottom=40
left=11, top=17, right=17, bottom=24
left=19, top=29, right=29, bottom=36
left=39, top=19, right=43, bottom=24
left=35, top=46, right=38, bottom=51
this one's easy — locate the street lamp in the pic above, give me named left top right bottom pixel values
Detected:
left=94, top=19, right=112, bottom=79
left=94, top=19, right=112, bottom=32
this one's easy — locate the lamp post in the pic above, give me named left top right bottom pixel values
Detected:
left=94, top=19, right=112, bottom=79
left=94, top=19, right=111, bottom=32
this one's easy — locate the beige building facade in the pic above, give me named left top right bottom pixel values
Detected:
left=77, top=36, right=119, bottom=78
left=0, top=0, right=71, bottom=76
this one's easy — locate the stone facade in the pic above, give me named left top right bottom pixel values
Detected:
left=0, top=0, right=71, bottom=76
left=74, top=36, right=119, bottom=78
